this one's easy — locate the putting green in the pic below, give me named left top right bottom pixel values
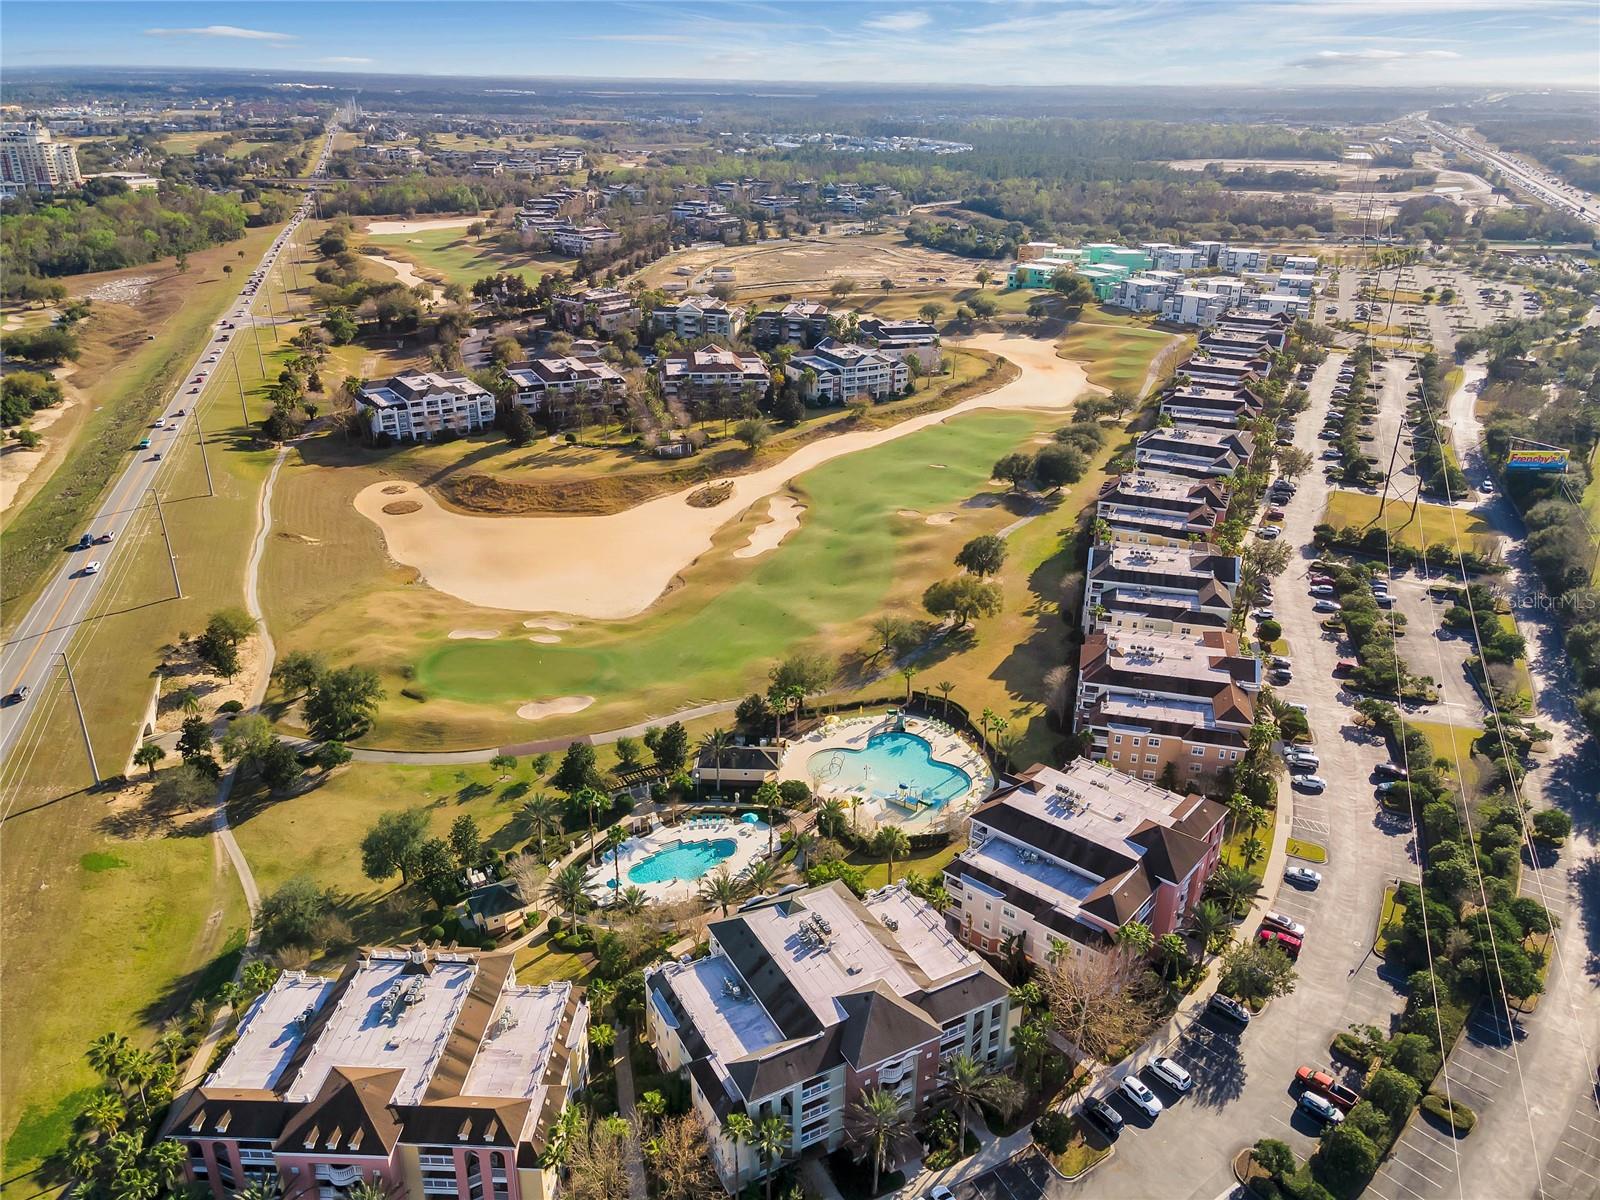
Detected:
left=416, top=410, right=1045, bottom=711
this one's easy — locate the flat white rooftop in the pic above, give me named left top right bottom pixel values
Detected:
left=1096, top=690, right=1224, bottom=729
left=863, top=885, right=973, bottom=982
left=1001, top=760, right=1193, bottom=856
left=462, top=982, right=570, bottom=1100
left=660, top=955, right=784, bottom=1063
left=964, top=836, right=1100, bottom=911
left=209, top=973, right=338, bottom=1091
left=284, top=953, right=477, bottom=1106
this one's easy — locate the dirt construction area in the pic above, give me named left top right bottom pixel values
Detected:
left=1168, top=155, right=1497, bottom=222
left=639, top=229, right=992, bottom=298
left=353, top=333, right=1088, bottom=620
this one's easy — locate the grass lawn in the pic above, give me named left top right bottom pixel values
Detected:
left=1056, top=321, right=1186, bottom=391
left=362, top=226, right=576, bottom=290
left=513, top=931, right=591, bottom=985
left=1412, top=719, right=1480, bottom=775
left=0, top=220, right=325, bottom=1185
left=1375, top=884, right=1406, bottom=955
left=1320, top=490, right=1498, bottom=558
left=845, top=838, right=964, bottom=891
left=1043, top=1119, right=1112, bottom=1179
left=1287, top=838, right=1328, bottom=863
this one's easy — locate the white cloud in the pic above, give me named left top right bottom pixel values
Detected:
left=318, top=56, right=374, bottom=64
left=1291, top=47, right=1461, bottom=68
left=144, top=25, right=294, bottom=42
left=864, top=10, right=932, bottom=33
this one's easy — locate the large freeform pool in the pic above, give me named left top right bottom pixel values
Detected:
left=807, top=732, right=972, bottom=806
left=626, top=837, right=739, bottom=885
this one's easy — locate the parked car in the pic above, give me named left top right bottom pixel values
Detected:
left=1285, top=750, right=1320, bottom=771
left=1310, top=585, right=1335, bottom=597
left=925, top=1186, right=955, bottom=1200
left=1481, top=480, right=1495, bottom=495
left=1285, top=865, right=1323, bottom=888
left=1270, top=669, right=1293, bottom=686
left=1333, top=660, right=1357, bottom=675
left=1313, top=599, right=1341, bottom=614
left=1120, top=1076, right=1164, bottom=1118
left=1148, top=1056, right=1192, bottom=1093
left=1295, top=1066, right=1360, bottom=1112
left=1271, top=656, right=1293, bottom=670
left=1375, top=762, right=1409, bottom=781
left=1258, top=928, right=1303, bottom=960
left=1263, top=911, right=1307, bottom=938
left=1258, top=526, right=1281, bottom=541
left=1299, top=1091, right=1345, bottom=1125
left=1082, top=1096, right=1124, bottom=1135
left=1208, top=994, right=1251, bottom=1025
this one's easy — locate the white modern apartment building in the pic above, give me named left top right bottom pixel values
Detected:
left=547, top=223, right=620, bottom=256
left=645, top=882, right=1014, bottom=1193
left=651, top=294, right=739, bottom=340
left=1111, top=272, right=1184, bottom=313
left=357, top=373, right=497, bottom=441
left=786, top=338, right=909, bottom=404
left=1161, top=289, right=1230, bottom=327
left=506, top=354, right=626, bottom=421
left=1, top=122, right=83, bottom=193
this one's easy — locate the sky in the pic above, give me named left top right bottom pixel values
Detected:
left=5, top=0, right=1599, bottom=89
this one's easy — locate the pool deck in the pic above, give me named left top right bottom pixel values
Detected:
left=778, top=713, right=994, bottom=831
left=584, top=817, right=772, bottom=906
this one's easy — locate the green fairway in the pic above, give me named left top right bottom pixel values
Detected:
left=363, top=227, right=575, bottom=290
left=1056, top=321, right=1180, bottom=391
left=415, top=411, right=1046, bottom=716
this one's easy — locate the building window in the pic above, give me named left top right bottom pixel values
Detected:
left=1148, top=737, right=1161, bottom=747
left=1110, top=752, right=1120, bottom=761
left=1141, top=771, right=1155, bottom=780
left=1130, top=737, right=1141, bottom=747
left=1145, top=755, right=1158, bottom=764
left=1190, top=747, right=1204, bottom=756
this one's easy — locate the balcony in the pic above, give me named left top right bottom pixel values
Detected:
left=799, top=1079, right=832, bottom=1102
left=419, top=1155, right=455, bottom=1169
left=238, top=1149, right=275, bottom=1165
left=423, top=1177, right=460, bottom=1195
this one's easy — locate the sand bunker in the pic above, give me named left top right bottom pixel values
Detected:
left=528, top=634, right=562, bottom=644
left=896, top=509, right=920, bottom=518
left=926, top=512, right=958, bottom=526
left=448, top=629, right=499, bottom=640
left=523, top=619, right=573, bottom=631
left=383, top=500, right=422, bottom=515
left=353, top=334, right=1091, bottom=619
left=364, top=216, right=478, bottom=235
left=381, top=483, right=409, bottom=495
left=517, top=696, right=594, bottom=721
left=734, top=495, right=805, bottom=559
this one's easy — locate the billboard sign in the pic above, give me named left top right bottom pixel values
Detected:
left=1506, top=448, right=1569, bottom=473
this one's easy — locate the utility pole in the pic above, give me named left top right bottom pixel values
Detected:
left=195, top=413, right=215, bottom=498
left=232, top=346, right=250, bottom=425
left=148, top=487, right=182, bottom=598
left=60, top=651, right=100, bottom=786
left=263, top=283, right=280, bottom=344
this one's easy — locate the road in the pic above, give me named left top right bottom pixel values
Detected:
left=0, top=131, right=333, bottom=767
left=1419, top=118, right=1600, bottom=228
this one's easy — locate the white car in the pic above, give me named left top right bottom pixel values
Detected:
left=924, top=1187, right=955, bottom=1200
left=1257, top=526, right=1281, bottom=541
left=83, top=560, right=102, bottom=574
left=1292, top=775, right=1327, bottom=794
left=1286, top=865, right=1323, bottom=888
left=1263, top=911, right=1307, bottom=938
left=1120, top=1075, right=1164, bottom=1118
left=1147, top=1056, right=1192, bottom=1093
left=1299, top=1091, right=1344, bottom=1125
left=1480, top=480, right=1495, bottom=495
left=1284, top=749, right=1319, bottom=769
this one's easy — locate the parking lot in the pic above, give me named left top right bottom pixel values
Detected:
left=953, top=1148, right=1054, bottom=1200
left=1326, top=262, right=1534, bottom=353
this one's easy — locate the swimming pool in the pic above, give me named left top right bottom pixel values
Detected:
left=807, top=732, right=972, bottom=806
left=626, top=837, right=739, bottom=885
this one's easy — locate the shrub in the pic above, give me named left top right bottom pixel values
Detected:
left=1258, top=619, right=1283, bottom=643
left=1032, top=1111, right=1073, bottom=1153
left=217, top=699, right=244, bottom=714
left=426, top=924, right=446, bottom=942
left=400, top=686, right=427, bottom=702
left=1421, top=1093, right=1476, bottom=1135
left=547, top=915, right=564, bottom=934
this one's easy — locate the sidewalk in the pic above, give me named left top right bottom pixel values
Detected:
left=612, top=1024, right=649, bottom=1200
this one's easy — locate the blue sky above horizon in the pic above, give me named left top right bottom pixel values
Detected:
left=5, top=1, right=1598, bottom=89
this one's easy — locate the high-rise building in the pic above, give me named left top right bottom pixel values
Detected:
left=1, top=123, right=83, bottom=194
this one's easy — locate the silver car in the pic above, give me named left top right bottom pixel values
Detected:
left=1148, top=1056, right=1192, bottom=1093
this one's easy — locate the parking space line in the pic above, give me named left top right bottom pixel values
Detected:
left=1375, top=1165, right=1440, bottom=1199
left=1563, top=1125, right=1600, bottom=1147
left=1408, top=1125, right=1459, bottom=1154
left=1396, top=1136, right=1452, bottom=1172
left=1549, top=1155, right=1592, bottom=1176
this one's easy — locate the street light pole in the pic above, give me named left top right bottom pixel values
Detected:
left=195, top=413, right=214, bottom=498
left=148, top=487, right=182, bottom=598
left=232, top=346, right=250, bottom=426
left=60, top=651, right=101, bottom=786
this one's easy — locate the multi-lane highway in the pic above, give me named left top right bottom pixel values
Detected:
left=0, top=130, right=334, bottom=767
left=1420, top=117, right=1600, bottom=228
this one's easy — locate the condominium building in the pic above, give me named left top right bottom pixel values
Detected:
left=750, top=300, right=832, bottom=349
left=1159, top=383, right=1264, bottom=430
left=786, top=338, right=909, bottom=404
left=1212, top=311, right=1292, bottom=350
left=547, top=223, right=621, bottom=257
left=644, top=882, right=1015, bottom=1192
left=505, top=353, right=626, bottom=422
left=1110, top=272, right=1185, bottom=313
left=1133, top=426, right=1255, bottom=479
left=943, top=761, right=1225, bottom=965
left=658, top=344, right=770, bottom=406
left=0, top=122, right=83, bottom=193
left=1075, top=628, right=1261, bottom=783
left=552, top=288, right=640, bottom=334
left=671, top=199, right=742, bottom=240
left=1082, top=541, right=1239, bottom=633
left=651, top=294, right=739, bottom=340
left=357, top=373, right=497, bottom=441
left=1173, top=357, right=1265, bottom=389
left=1196, top=330, right=1278, bottom=363
left=855, top=316, right=941, bottom=371
left=1160, top=289, right=1230, bottom=328
left=164, top=947, right=589, bottom=1200
left=1094, top=473, right=1228, bottom=544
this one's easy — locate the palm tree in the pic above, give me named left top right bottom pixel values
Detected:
left=1223, top=792, right=1253, bottom=841
left=1009, top=1020, right=1049, bottom=1091
left=1115, top=919, right=1154, bottom=960
left=547, top=861, right=591, bottom=926
left=578, top=788, right=609, bottom=865
left=145, top=1139, right=186, bottom=1191
left=1186, top=899, right=1231, bottom=951
left=936, top=680, right=955, bottom=716
left=175, top=689, right=200, bottom=716
left=589, top=1022, right=616, bottom=1061
left=1155, top=932, right=1189, bottom=977
left=519, top=793, right=561, bottom=861
left=848, top=1087, right=911, bottom=1195
left=789, top=828, right=818, bottom=870
left=946, top=1053, right=1008, bottom=1146
left=873, top=826, right=910, bottom=884
left=83, top=1090, right=126, bottom=1134
left=1209, top=864, right=1264, bottom=917
left=133, top=743, right=165, bottom=776
left=753, top=780, right=782, bottom=855
left=849, top=793, right=863, bottom=836
left=588, top=978, right=615, bottom=1022
left=346, top=1182, right=387, bottom=1200
left=899, top=665, right=918, bottom=704
left=111, top=1166, right=160, bottom=1200
left=617, top=885, right=649, bottom=916
left=742, top=857, right=780, bottom=896
left=603, top=824, right=629, bottom=896
left=753, top=1113, right=791, bottom=1200
left=817, top=798, right=846, bottom=839
left=697, top=727, right=733, bottom=799
left=1240, top=834, right=1266, bottom=867
left=233, top=1182, right=283, bottom=1200
left=724, top=1112, right=755, bottom=1185
left=698, top=867, right=745, bottom=917
left=87, top=1032, right=132, bottom=1086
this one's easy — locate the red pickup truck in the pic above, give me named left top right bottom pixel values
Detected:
left=1296, top=1065, right=1360, bottom=1112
